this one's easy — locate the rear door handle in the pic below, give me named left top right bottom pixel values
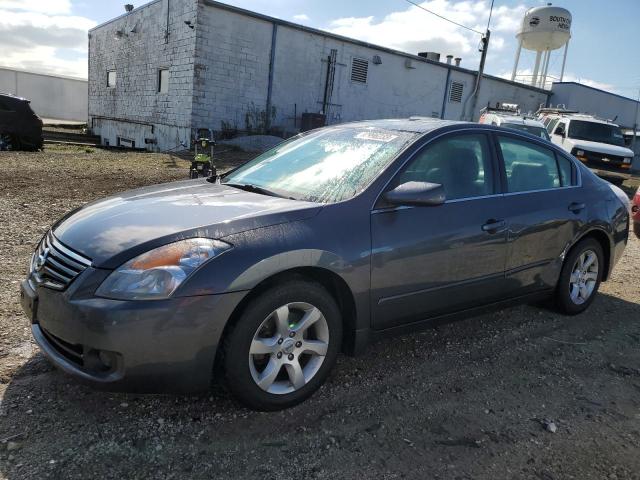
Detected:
left=482, top=219, right=506, bottom=234
left=568, top=202, right=586, bottom=213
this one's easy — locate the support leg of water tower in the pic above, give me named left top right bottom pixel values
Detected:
left=531, top=50, right=542, bottom=87
left=540, top=50, right=551, bottom=89
left=511, top=39, right=522, bottom=82
left=559, top=41, right=569, bottom=82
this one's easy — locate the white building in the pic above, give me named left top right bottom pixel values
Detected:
left=0, top=67, right=88, bottom=122
left=88, top=0, right=551, bottom=150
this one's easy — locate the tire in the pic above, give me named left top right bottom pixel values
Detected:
left=555, top=238, right=604, bottom=315
left=189, top=169, right=198, bottom=179
left=221, top=279, right=342, bottom=411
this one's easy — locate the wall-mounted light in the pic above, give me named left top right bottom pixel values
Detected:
left=372, top=55, right=382, bottom=65
left=184, top=20, right=195, bottom=29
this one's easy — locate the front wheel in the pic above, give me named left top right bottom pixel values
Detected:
left=221, top=280, right=342, bottom=411
left=555, top=238, right=604, bottom=315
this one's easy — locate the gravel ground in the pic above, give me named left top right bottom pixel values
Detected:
left=1, top=147, right=639, bottom=480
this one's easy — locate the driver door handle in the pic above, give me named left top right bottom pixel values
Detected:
left=482, top=219, right=506, bottom=234
left=568, top=202, right=586, bottom=213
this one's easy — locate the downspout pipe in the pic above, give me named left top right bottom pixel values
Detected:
left=165, top=0, right=170, bottom=43
left=265, top=23, right=278, bottom=131
left=440, top=66, right=452, bottom=119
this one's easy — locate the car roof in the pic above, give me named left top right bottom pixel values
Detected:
left=0, top=92, right=29, bottom=103
left=336, top=117, right=461, bottom=134
left=494, top=115, right=545, bottom=127
left=541, top=113, right=617, bottom=126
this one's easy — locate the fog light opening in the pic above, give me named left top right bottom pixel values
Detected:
left=84, top=349, right=120, bottom=374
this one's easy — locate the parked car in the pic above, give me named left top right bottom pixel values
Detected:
left=538, top=108, right=634, bottom=173
left=0, top=93, right=43, bottom=151
left=479, top=104, right=550, bottom=141
left=633, top=186, right=640, bottom=238
left=20, top=119, right=629, bottom=410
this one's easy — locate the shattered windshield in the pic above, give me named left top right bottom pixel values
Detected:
left=222, top=126, right=417, bottom=203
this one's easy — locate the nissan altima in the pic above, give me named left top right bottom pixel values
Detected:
left=20, top=119, right=629, bottom=410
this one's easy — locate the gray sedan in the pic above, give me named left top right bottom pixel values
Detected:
left=20, top=118, right=629, bottom=410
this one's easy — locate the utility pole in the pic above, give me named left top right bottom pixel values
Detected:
left=465, top=0, right=494, bottom=121
left=466, top=29, right=490, bottom=121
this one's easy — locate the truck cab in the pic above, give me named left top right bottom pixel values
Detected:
left=538, top=109, right=634, bottom=172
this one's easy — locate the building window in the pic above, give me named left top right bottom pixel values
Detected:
left=350, top=58, right=369, bottom=84
left=448, top=81, right=464, bottom=103
left=158, top=68, right=170, bottom=94
left=107, top=70, right=117, bottom=88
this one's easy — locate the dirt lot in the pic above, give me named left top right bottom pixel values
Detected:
left=1, top=147, right=639, bottom=480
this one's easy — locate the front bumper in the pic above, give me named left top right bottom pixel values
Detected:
left=20, top=271, right=246, bottom=393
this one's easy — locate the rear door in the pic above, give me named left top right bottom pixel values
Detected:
left=494, top=133, right=585, bottom=294
left=370, top=131, right=509, bottom=330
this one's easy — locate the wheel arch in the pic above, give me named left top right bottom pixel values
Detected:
left=215, top=266, right=359, bottom=375
left=571, top=228, right=612, bottom=281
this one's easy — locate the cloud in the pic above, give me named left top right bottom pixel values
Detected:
left=327, top=0, right=527, bottom=63
left=0, top=1, right=95, bottom=78
left=293, top=13, right=310, bottom=22
left=0, top=0, right=72, bottom=15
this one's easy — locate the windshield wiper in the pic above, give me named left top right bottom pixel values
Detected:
left=223, top=182, right=294, bottom=199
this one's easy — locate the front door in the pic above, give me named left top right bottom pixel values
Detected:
left=370, top=132, right=509, bottom=330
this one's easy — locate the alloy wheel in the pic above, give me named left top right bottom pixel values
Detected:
left=248, top=302, right=329, bottom=395
left=569, top=249, right=599, bottom=305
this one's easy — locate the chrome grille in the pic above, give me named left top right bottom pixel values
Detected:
left=30, top=232, right=92, bottom=291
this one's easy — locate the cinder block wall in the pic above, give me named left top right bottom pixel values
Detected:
left=88, top=0, right=198, bottom=150
left=192, top=2, right=549, bottom=136
left=87, top=0, right=550, bottom=149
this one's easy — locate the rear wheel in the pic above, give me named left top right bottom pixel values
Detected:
left=221, top=280, right=342, bottom=411
left=555, top=238, right=604, bottom=315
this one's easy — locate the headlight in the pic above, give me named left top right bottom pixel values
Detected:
left=623, top=157, right=632, bottom=164
left=576, top=150, right=585, bottom=157
left=96, top=238, right=231, bottom=300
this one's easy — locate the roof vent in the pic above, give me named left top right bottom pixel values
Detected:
left=418, top=52, right=441, bottom=62
left=124, top=4, right=134, bottom=12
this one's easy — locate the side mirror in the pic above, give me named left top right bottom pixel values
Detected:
left=554, top=125, right=566, bottom=137
left=383, top=181, right=446, bottom=207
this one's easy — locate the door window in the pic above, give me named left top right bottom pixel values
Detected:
left=546, top=118, right=559, bottom=133
left=395, top=133, right=494, bottom=201
left=498, top=136, right=571, bottom=192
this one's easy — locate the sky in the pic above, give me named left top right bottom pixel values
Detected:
left=1, top=0, right=638, bottom=98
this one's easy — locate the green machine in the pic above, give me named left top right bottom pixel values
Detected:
left=190, top=130, right=216, bottom=179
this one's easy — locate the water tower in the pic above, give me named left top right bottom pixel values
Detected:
left=511, top=4, right=572, bottom=89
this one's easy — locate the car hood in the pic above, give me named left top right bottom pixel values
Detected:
left=569, top=139, right=634, bottom=157
left=53, top=180, right=321, bottom=268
